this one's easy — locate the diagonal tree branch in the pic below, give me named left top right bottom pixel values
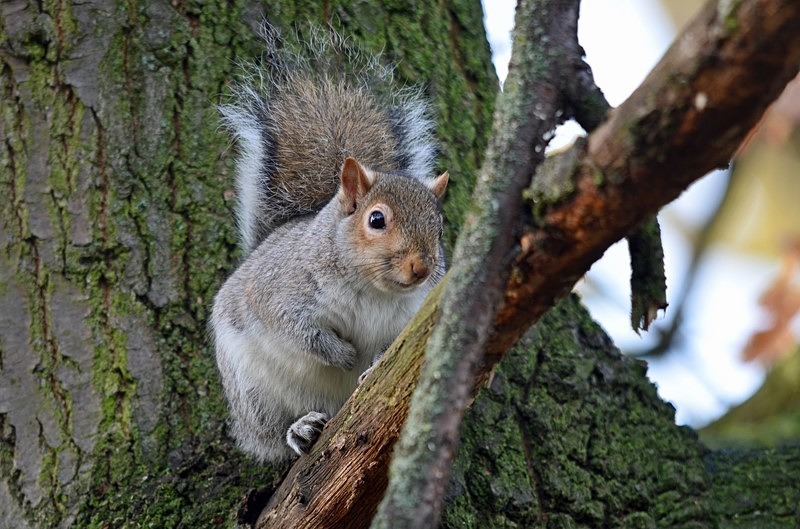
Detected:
left=372, top=0, right=583, bottom=526
left=488, top=0, right=800, bottom=360
left=257, top=1, right=800, bottom=527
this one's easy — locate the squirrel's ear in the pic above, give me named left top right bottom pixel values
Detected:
left=428, top=171, right=449, bottom=199
left=339, top=157, right=374, bottom=213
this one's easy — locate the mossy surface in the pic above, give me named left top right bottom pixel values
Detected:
left=706, top=445, right=800, bottom=529
left=442, top=295, right=713, bottom=529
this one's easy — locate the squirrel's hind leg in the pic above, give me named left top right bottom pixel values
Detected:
left=286, top=411, right=329, bottom=455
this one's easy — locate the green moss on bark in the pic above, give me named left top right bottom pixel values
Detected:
left=706, top=446, right=800, bottom=529
left=442, top=295, right=712, bottom=529
left=71, top=1, right=282, bottom=525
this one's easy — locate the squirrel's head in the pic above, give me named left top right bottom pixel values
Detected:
left=335, top=157, right=448, bottom=294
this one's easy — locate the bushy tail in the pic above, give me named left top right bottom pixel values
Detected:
left=220, top=24, right=438, bottom=255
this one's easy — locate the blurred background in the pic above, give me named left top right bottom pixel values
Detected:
left=482, top=0, right=800, bottom=447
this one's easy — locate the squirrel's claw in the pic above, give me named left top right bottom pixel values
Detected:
left=358, top=364, right=376, bottom=385
left=286, top=411, right=329, bottom=456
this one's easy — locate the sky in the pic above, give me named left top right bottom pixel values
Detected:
left=481, top=0, right=770, bottom=427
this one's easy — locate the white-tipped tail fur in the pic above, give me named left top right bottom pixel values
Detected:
left=219, top=86, right=270, bottom=254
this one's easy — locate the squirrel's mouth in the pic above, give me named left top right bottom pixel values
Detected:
left=387, top=276, right=428, bottom=291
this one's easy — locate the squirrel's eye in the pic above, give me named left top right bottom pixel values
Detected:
left=368, top=211, right=386, bottom=229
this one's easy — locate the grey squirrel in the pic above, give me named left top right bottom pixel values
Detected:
left=211, top=26, right=449, bottom=462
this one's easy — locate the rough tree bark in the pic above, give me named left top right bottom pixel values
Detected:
left=0, top=1, right=493, bottom=527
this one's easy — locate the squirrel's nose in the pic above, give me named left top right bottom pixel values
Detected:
left=409, top=256, right=430, bottom=281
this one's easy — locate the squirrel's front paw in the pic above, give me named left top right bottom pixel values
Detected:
left=335, top=341, right=358, bottom=371
left=286, top=411, right=329, bottom=456
left=319, top=336, right=358, bottom=371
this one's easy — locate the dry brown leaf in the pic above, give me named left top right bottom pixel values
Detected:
left=742, top=239, right=800, bottom=363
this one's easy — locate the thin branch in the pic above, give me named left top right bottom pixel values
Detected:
left=556, top=13, right=670, bottom=334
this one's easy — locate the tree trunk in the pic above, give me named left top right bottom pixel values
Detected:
left=444, top=295, right=800, bottom=529
left=0, top=1, right=494, bottom=527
